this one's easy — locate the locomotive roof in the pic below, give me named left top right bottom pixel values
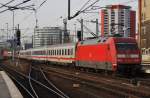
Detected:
left=78, top=37, right=109, bottom=45
left=78, top=37, right=136, bottom=46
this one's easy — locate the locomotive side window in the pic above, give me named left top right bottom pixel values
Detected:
left=116, top=43, right=138, bottom=50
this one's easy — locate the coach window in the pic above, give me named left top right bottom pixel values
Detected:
left=66, top=49, right=68, bottom=55
left=59, top=49, right=61, bottom=55
left=62, top=49, right=64, bottom=55
left=71, top=49, right=73, bottom=55
left=55, top=50, right=56, bottom=55
left=51, top=50, right=52, bottom=55
left=42, top=51, right=44, bottom=55
left=68, top=49, right=70, bottom=55
left=49, top=50, right=50, bottom=55
left=57, top=50, right=58, bottom=55
left=41, top=51, right=42, bottom=55
left=64, top=49, right=66, bottom=55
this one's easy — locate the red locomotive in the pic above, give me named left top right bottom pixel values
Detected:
left=76, top=37, right=141, bottom=74
left=6, top=37, right=141, bottom=75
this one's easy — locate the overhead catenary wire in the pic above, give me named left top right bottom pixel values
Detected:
left=17, top=0, right=48, bottom=25
left=77, top=19, right=98, bottom=37
left=79, top=0, right=99, bottom=14
left=69, top=0, right=100, bottom=20
left=82, top=0, right=138, bottom=12
left=78, top=0, right=91, bottom=12
left=0, top=0, right=31, bottom=14
left=0, top=0, right=15, bottom=9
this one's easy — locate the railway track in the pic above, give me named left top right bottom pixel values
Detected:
left=30, top=65, right=70, bottom=98
left=1, top=66, right=36, bottom=98
left=2, top=59, right=150, bottom=98
left=39, top=64, right=150, bottom=98
left=1, top=65, right=70, bottom=98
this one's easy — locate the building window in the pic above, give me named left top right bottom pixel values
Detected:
left=141, top=39, right=147, bottom=48
left=144, top=0, right=146, bottom=7
left=142, top=27, right=146, bottom=35
left=142, top=12, right=146, bottom=21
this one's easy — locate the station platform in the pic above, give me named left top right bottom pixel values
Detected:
left=0, top=71, right=23, bottom=98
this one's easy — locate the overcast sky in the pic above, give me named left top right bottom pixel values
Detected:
left=0, top=0, right=138, bottom=41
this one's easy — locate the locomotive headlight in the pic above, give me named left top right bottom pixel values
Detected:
left=130, top=54, right=139, bottom=58
left=117, top=54, right=126, bottom=58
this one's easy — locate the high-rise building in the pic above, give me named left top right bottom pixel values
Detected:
left=101, top=5, right=136, bottom=38
left=138, top=0, right=150, bottom=50
left=33, top=27, right=69, bottom=48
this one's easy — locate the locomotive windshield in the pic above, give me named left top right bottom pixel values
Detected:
left=116, top=43, right=138, bottom=50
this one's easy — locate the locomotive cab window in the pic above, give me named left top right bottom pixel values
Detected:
left=116, top=43, right=138, bottom=50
